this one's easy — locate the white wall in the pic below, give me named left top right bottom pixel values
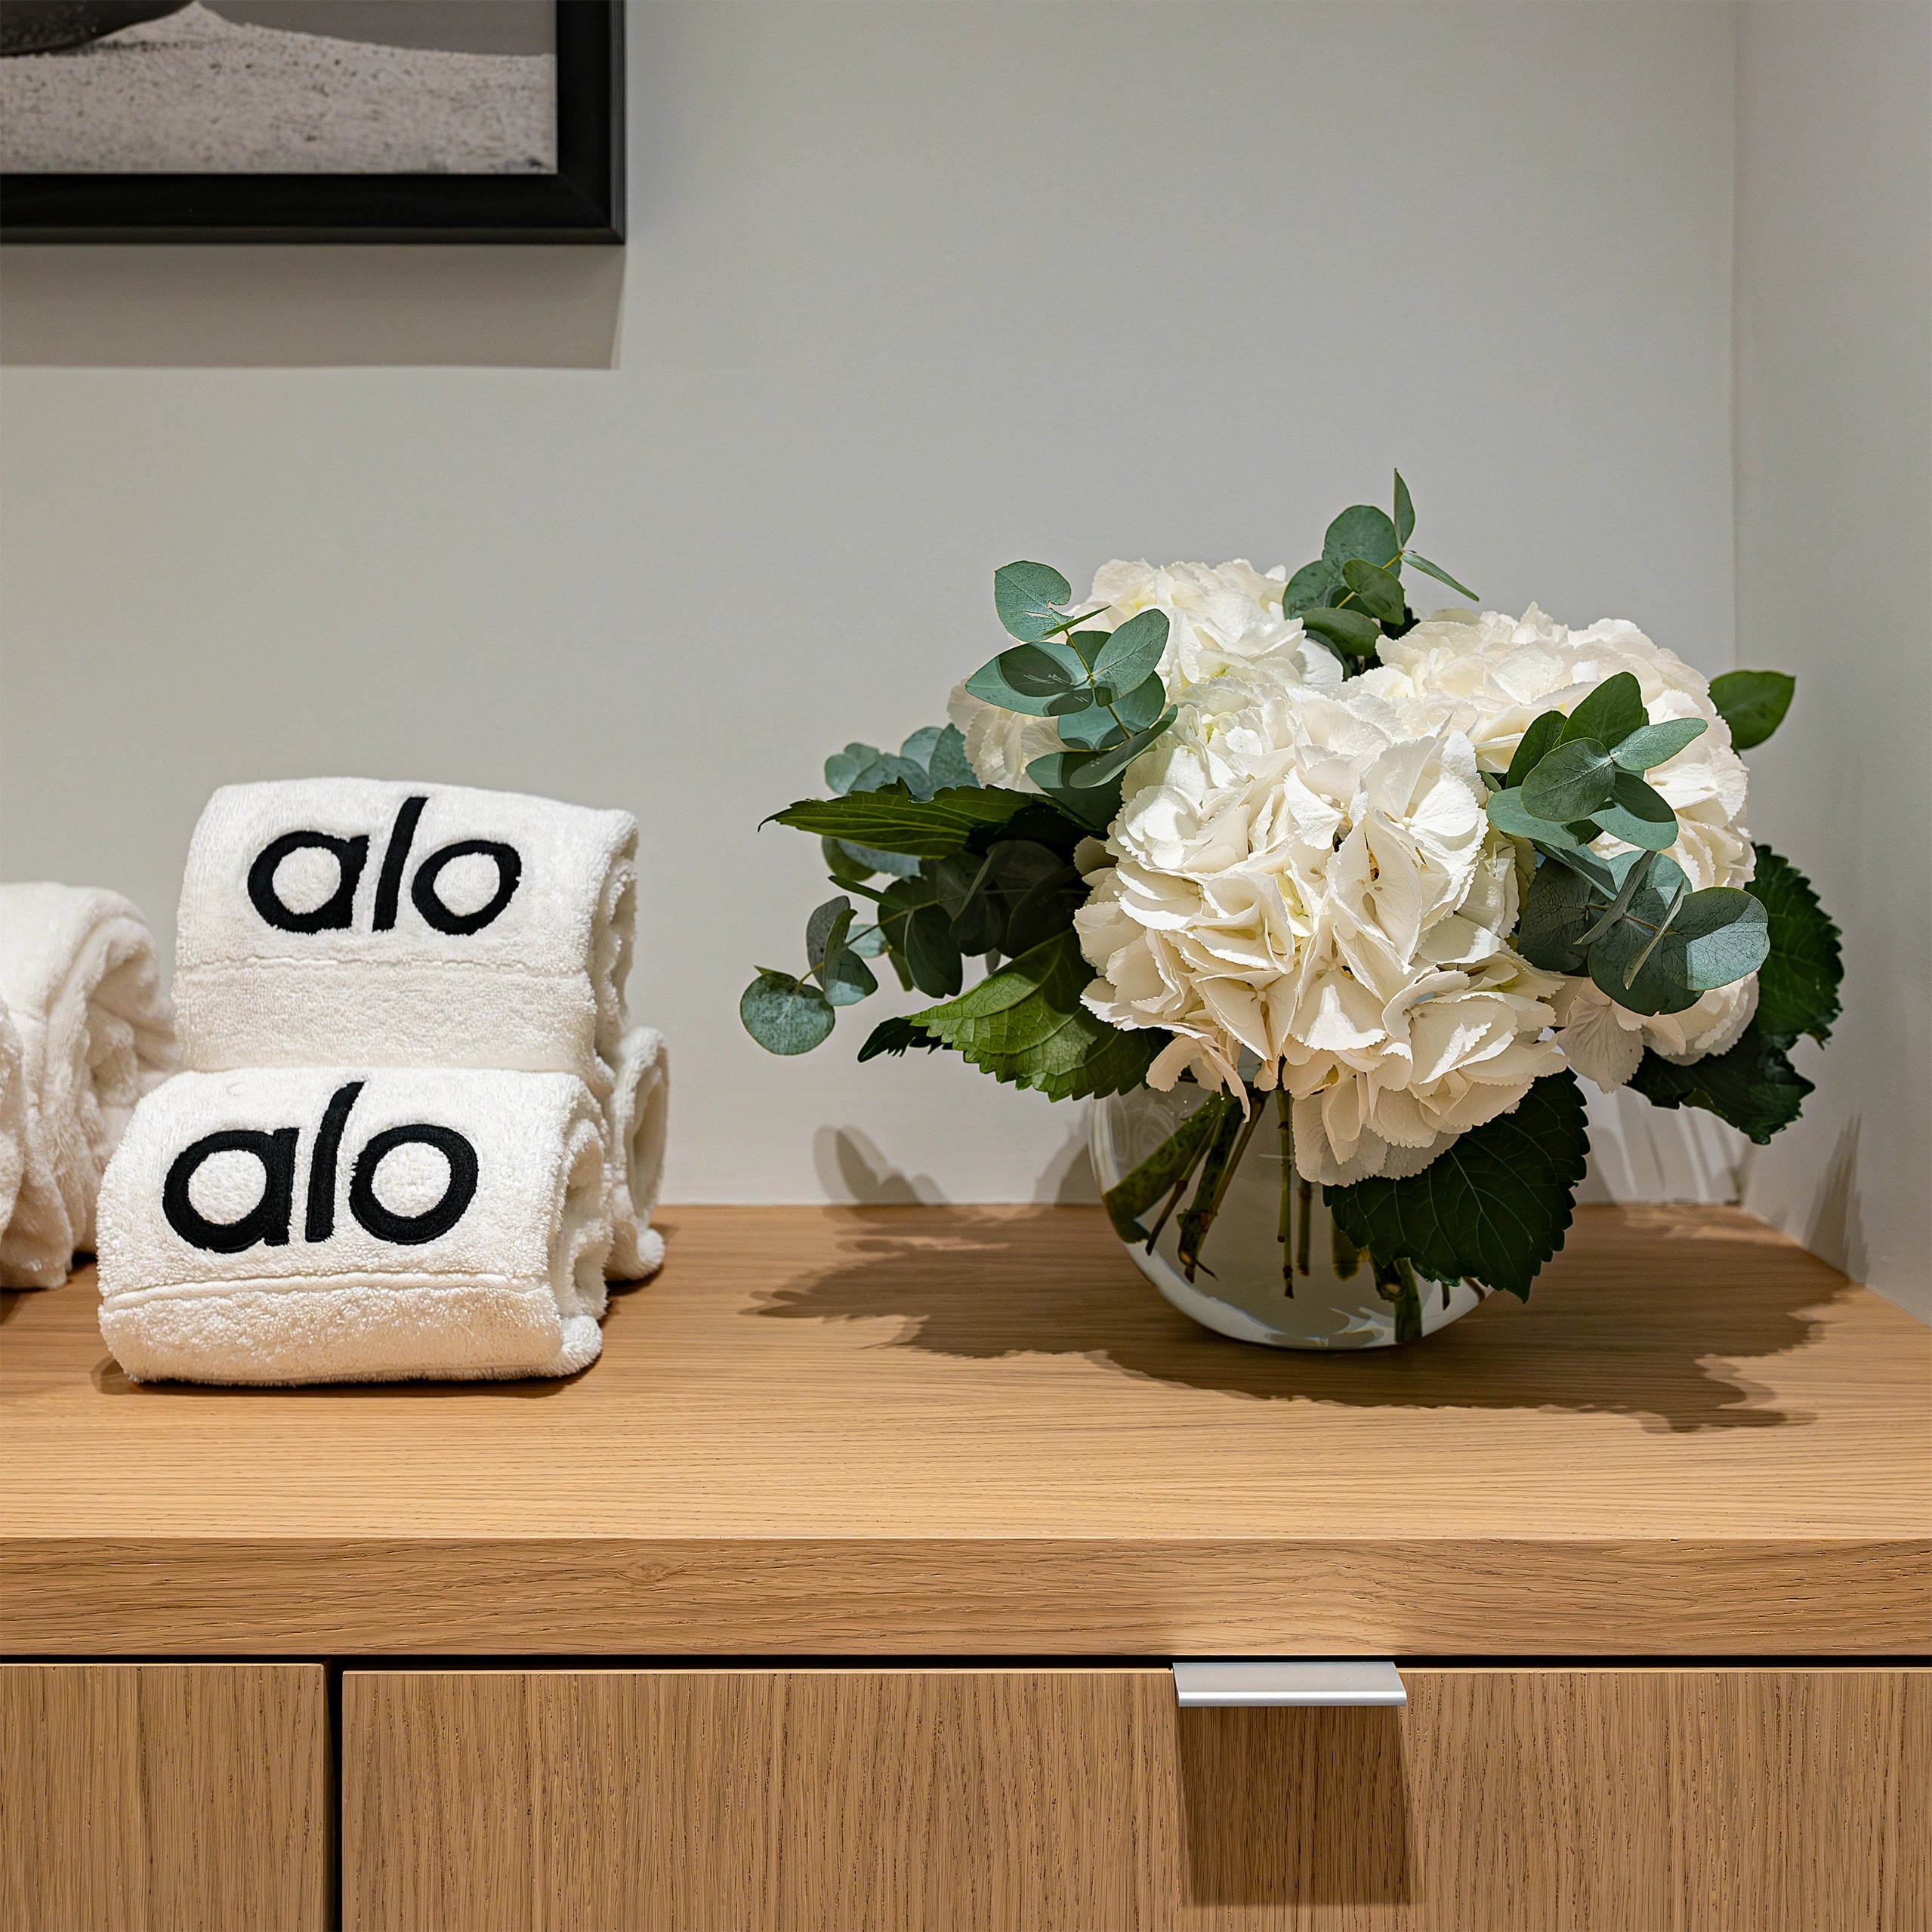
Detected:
left=1733, top=2, right=1932, bottom=1322
left=2, top=3, right=1742, bottom=1206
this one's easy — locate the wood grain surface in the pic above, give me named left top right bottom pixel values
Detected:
left=0, top=1662, right=331, bottom=1932
left=341, top=1665, right=1931, bottom=1932
left=5, top=1204, right=1927, bottom=1653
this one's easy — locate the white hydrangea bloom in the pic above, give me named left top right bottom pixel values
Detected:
left=1364, top=605, right=1759, bottom=1091
left=948, top=559, right=1341, bottom=792
left=1075, top=671, right=1566, bottom=1184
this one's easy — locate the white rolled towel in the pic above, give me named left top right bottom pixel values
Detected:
left=172, top=778, right=653, bottom=1272
left=0, top=883, right=179, bottom=1289
left=97, top=1066, right=612, bottom=1386
left=0, top=1004, right=26, bottom=1240
left=606, top=1026, right=668, bottom=1281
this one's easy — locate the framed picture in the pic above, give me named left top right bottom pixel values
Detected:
left=0, top=0, right=623, bottom=242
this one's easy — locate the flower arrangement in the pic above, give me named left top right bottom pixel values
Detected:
left=743, top=477, right=1841, bottom=1320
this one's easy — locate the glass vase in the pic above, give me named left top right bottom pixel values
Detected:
left=1087, top=1083, right=1486, bottom=1350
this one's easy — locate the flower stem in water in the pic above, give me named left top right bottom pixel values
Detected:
left=1274, top=1089, right=1295, bottom=1298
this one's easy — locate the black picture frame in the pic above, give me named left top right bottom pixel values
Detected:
left=0, top=0, right=624, bottom=242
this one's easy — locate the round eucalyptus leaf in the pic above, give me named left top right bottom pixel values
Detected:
left=1503, top=709, right=1566, bottom=790
left=1341, top=557, right=1405, bottom=624
left=1557, top=673, right=1644, bottom=750
left=1299, top=606, right=1383, bottom=656
left=1092, top=609, right=1168, bottom=692
left=1592, top=770, right=1679, bottom=850
left=964, top=638, right=1085, bottom=716
left=1322, top=505, right=1401, bottom=570
left=1610, top=717, right=1706, bottom=773
left=740, top=972, right=836, bottom=1054
left=824, top=742, right=884, bottom=795
left=1485, top=786, right=1594, bottom=847
left=992, top=560, right=1074, bottom=643
left=1282, top=559, right=1343, bottom=617
left=1521, top=739, right=1618, bottom=822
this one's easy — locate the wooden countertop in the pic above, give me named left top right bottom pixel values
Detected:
left=4, top=1205, right=1927, bottom=1656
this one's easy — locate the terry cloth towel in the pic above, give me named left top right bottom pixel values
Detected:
left=0, top=883, right=179, bottom=1289
left=0, top=1003, right=25, bottom=1240
left=173, top=779, right=637, bottom=1104
left=606, top=1026, right=668, bottom=1281
left=97, top=1066, right=612, bottom=1386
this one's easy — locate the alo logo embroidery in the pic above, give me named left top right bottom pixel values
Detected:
left=162, top=1081, right=480, bottom=1253
left=245, top=794, right=523, bottom=937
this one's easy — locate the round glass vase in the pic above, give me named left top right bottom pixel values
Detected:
left=1087, top=1083, right=1486, bottom=1350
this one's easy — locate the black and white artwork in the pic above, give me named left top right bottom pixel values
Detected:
left=0, top=0, right=623, bottom=240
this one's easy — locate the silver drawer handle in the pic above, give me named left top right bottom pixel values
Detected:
left=1172, top=1660, right=1406, bottom=1708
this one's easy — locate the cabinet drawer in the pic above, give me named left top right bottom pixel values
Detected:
left=0, top=1662, right=332, bottom=1932
left=341, top=1664, right=1928, bottom=1932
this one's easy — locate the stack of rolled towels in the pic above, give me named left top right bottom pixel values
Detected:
left=0, top=884, right=179, bottom=1289
left=93, top=779, right=668, bottom=1385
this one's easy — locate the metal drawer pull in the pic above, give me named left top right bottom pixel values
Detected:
left=1172, top=1660, right=1407, bottom=1708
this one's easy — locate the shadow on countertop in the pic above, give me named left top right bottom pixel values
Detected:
left=752, top=1203, right=1861, bottom=1436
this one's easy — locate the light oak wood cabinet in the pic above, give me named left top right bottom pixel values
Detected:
left=341, top=1665, right=1930, bottom=1932
left=0, top=1662, right=331, bottom=1932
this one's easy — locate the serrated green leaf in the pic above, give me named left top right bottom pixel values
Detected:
left=1322, top=504, right=1401, bottom=570
left=770, top=782, right=1032, bottom=859
left=1504, top=709, right=1567, bottom=790
left=1393, top=470, right=1415, bottom=547
left=1611, top=717, right=1706, bottom=773
left=1282, top=559, right=1343, bottom=617
left=1592, top=770, right=1679, bottom=850
left=910, top=928, right=1165, bottom=1100
left=740, top=971, right=836, bottom=1055
left=1092, top=609, right=1168, bottom=693
left=1300, top=606, right=1383, bottom=656
left=993, top=560, right=1074, bottom=643
left=1405, top=552, right=1477, bottom=601
left=1745, top=845, right=1842, bottom=1045
left=1325, top=1069, right=1590, bottom=1300
left=1559, top=672, right=1644, bottom=749
left=1628, top=1025, right=1811, bottom=1143
left=856, top=1014, right=945, bottom=1063
left=1523, top=738, right=1618, bottom=822
left=1341, top=557, right=1405, bottom=624
left=1709, top=669, right=1795, bottom=751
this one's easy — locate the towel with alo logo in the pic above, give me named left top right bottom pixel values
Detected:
left=97, top=1066, right=610, bottom=1384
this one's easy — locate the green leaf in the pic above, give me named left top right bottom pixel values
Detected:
left=964, top=639, right=1088, bottom=717
left=1325, top=1069, right=1590, bottom=1301
left=1611, top=717, right=1706, bottom=773
left=1001, top=863, right=1084, bottom=958
left=805, top=894, right=853, bottom=972
left=1522, top=738, right=1618, bottom=822
left=910, top=928, right=1166, bottom=1100
left=1092, top=609, right=1169, bottom=693
left=856, top=1014, right=943, bottom=1062
left=1485, top=786, right=1595, bottom=847
left=1745, top=845, right=1842, bottom=1045
left=1051, top=701, right=1126, bottom=752
left=1503, top=709, right=1567, bottom=790
left=1100, top=1098, right=1232, bottom=1245
left=770, top=782, right=1032, bottom=860
left=1558, top=672, right=1644, bottom=749
left=1300, top=606, right=1383, bottom=656
left=934, top=851, right=1002, bottom=955
left=1516, top=860, right=1597, bottom=973
left=1709, top=669, right=1795, bottom=751
left=1057, top=707, right=1177, bottom=789
left=1112, top=671, right=1168, bottom=733
left=825, top=742, right=883, bottom=795
left=1588, top=866, right=1767, bottom=1013
left=1322, top=504, right=1401, bottom=571
left=1341, top=557, right=1405, bottom=625
left=1021, top=764, right=1123, bottom=833
left=1393, top=469, right=1415, bottom=547
left=1282, top=560, right=1343, bottom=617
left=903, top=900, right=963, bottom=996
left=992, top=560, right=1073, bottom=643
left=820, top=949, right=878, bottom=1006
left=1628, top=1025, right=1811, bottom=1144
left=739, top=971, right=836, bottom=1055
left=1591, top=770, right=1680, bottom=850
left=1404, top=552, right=1477, bottom=601
left=924, top=724, right=979, bottom=792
